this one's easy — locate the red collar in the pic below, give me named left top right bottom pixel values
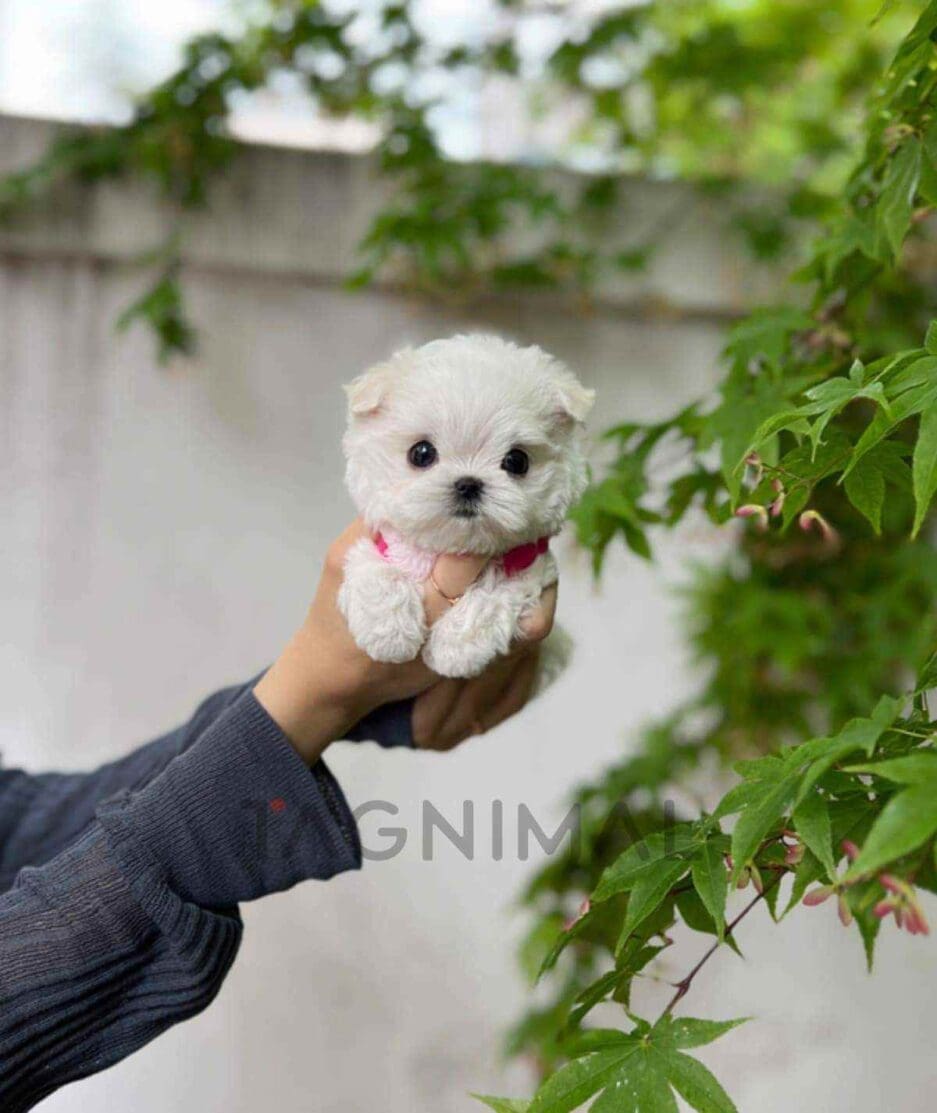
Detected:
left=373, top=532, right=549, bottom=577
left=501, top=536, right=549, bottom=576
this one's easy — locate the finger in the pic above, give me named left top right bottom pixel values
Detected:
left=441, top=657, right=517, bottom=745
left=424, top=551, right=490, bottom=625
left=419, top=657, right=516, bottom=751
left=322, top=518, right=368, bottom=584
left=411, top=678, right=463, bottom=750
left=514, top=582, right=558, bottom=647
left=477, top=649, right=539, bottom=733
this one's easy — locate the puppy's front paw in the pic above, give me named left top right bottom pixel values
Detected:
left=338, top=539, right=426, bottom=663
left=422, top=628, right=493, bottom=678
left=422, top=591, right=516, bottom=678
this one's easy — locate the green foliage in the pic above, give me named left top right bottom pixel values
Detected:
left=492, top=1014, right=745, bottom=1113
left=117, top=258, right=196, bottom=364
left=6, top=1, right=937, bottom=1109
left=0, top=0, right=919, bottom=357
left=473, top=1098, right=530, bottom=1113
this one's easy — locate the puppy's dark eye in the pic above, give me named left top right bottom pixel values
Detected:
left=501, top=448, right=530, bottom=476
left=408, top=440, right=437, bottom=468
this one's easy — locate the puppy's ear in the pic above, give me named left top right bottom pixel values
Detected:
left=344, top=362, right=395, bottom=418
left=552, top=372, right=595, bottom=425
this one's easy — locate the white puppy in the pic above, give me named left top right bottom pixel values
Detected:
left=338, top=334, right=594, bottom=678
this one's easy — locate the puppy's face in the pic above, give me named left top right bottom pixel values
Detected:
left=343, top=335, right=594, bottom=554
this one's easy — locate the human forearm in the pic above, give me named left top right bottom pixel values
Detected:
left=0, top=672, right=417, bottom=893
left=0, top=683, right=246, bottom=892
left=0, top=686, right=360, bottom=1109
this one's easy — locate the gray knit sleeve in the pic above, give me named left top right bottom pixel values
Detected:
left=0, top=681, right=411, bottom=892
left=0, top=689, right=360, bottom=1109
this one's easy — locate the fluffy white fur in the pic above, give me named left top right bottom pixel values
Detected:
left=338, top=334, right=594, bottom=678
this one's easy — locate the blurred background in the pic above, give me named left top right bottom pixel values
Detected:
left=0, top=0, right=579, bottom=155
left=2, top=2, right=936, bottom=1111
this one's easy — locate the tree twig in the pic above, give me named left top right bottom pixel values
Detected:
left=659, top=873, right=782, bottom=1019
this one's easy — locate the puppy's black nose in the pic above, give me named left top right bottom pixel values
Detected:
left=454, top=476, right=484, bottom=501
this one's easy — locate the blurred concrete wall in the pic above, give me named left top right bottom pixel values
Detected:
left=1, top=114, right=934, bottom=1112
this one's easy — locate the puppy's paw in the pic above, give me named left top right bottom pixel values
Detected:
left=422, top=630, right=494, bottom=678
left=422, top=590, right=517, bottom=678
left=338, top=538, right=426, bottom=663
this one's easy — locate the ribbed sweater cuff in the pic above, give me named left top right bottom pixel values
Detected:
left=97, top=690, right=361, bottom=909
left=345, top=698, right=414, bottom=748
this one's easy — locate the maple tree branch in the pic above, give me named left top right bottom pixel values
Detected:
left=659, top=873, right=782, bottom=1019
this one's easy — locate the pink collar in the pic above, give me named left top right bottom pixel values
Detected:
left=374, top=532, right=549, bottom=578
left=501, top=536, right=549, bottom=576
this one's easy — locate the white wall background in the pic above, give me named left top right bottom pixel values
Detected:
left=2, top=115, right=935, bottom=1112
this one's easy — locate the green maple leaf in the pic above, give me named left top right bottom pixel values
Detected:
left=473, top=1097, right=531, bottom=1113
left=691, top=841, right=729, bottom=938
left=593, top=826, right=699, bottom=902
left=525, top=1016, right=745, bottom=1113
left=845, top=783, right=937, bottom=879
left=792, top=789, right=836, bottom=878
left=912, top=405, right=937, bottom=536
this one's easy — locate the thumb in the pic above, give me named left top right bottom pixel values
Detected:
left=424, top=552, right=489, bottom=624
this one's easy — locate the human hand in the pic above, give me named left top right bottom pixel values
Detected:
left=254, top=520, right=556, bottom=763
left=411, top=583, right=557, bottom=751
